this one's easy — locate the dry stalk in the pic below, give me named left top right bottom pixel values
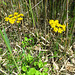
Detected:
left=0, top=68, right=8, bottom=75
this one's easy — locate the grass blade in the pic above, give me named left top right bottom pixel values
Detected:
left=0, top=27, right=21, bottom=74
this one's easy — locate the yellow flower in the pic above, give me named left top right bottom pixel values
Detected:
left=49, top=20, right=54, bottom=25
left=9, top=20, right=15, bottom=24
left=4, top=12, right=24, bottom=24
left=57, top=24, right=61, bottom=27
left=13, top=19, right=16, bottom=22
left=9, top=18, right=13, bottom=21
left=17, top=17, right=23, bottom=21
left=55, top=20, right=59, bottom=24
left=17, top=14, right=21, bottom=17
left=60, top=24, right=66, bottom=31
left=49, top=19, right=66, bottom=33
left=4, top=17, right=9, bottom=21
left=58, top=28, right=63, bottom=33
left=51, top=24, right=55, bottom=28
left=62, top=24, right=66, bottom=31
left=16, top=20, right=21, bottom=23
left=53, top=27, right=58, bottom=32
left=13, top=16, right=17, bottom=19
left=19, top=14, right=24, bottom=16
left=14, top=12, right=18, bottom=16
left=9, top=18, right=15, bottom=24
left=9, top=14, right=13, bottom=17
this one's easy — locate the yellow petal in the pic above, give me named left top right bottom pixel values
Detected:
left=53, top=27, right=58, bottom=32
left=9, top=14, right=13, bottom=17
left=17, top=17, right=23, bottom=20
left=20, top=14, right=24, bottom=16
left=4, top=17, right=9, bottom=21
left=14, top=12, right=18, bottom=16
left=49, top=20, right=54, bottom=25
left=55, top=20, right=59, bottom=24
left=16, top=21, right=21, bottom=23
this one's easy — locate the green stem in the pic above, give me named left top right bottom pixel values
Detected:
left=0, top=27, right=21, bottom=74
left=29, top=0, right=35, bottom=27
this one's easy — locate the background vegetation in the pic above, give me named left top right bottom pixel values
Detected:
left=0, top=0, right=75, bottom=75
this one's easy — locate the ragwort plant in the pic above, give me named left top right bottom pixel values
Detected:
left=4, top=12, right=24, bottom=24
left=49, top=20, right=66, bottom=33
left=4, top=12, right=24, bottom=41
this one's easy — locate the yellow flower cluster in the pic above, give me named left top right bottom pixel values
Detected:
left=4, top=12, right=24, bottom=24
left=49, top=20, right=66, bottom=33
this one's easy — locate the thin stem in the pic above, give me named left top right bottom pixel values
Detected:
left=29, top=0, right=35, bottom=27
left=66, top=0, right=69, bottom=50
left=45, top=0, right=47, bottom=49
left=66, top=0, right=68, bottom=39
left=0, top=68, right=8, bottom=75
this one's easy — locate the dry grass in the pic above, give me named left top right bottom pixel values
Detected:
left=0, top=0, right=75, bottom=75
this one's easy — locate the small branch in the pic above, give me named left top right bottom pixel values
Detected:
left=65, top=0, right=69, bottom=50
left=0, top=51, right=7, bottom=57
left=0, top=68, right=8, bottom=75
left=24, top=0, right=42, bottom=15
left=24, top=25, right=65, bottom=50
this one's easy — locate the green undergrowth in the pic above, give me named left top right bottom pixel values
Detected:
left=0, top=0, right=74, bottom=75
left=21, top=54, right=48, bottom=75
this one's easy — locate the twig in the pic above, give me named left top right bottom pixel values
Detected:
left=59, top=55, right=74, bottom=73
left=66, top=0, right=68, bottom=39
left=2, top=25, right=11, bottom=32
left=0, top=51, right=7, bottom=57
left=0, top=68, right=8, bottom=75
left=59, top=58, right=69, bottom=72
left=50, top=33, right=65, bottom=50
left=24, top=0, right=42, bottom=15
left=65, top=0, right=69, bottom=50
left=24, top=25, right=65, bottom=50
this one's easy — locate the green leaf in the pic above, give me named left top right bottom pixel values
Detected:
left=42, top=72, right=48, bottom=75
left=55, top=42, right=59, bottom=50
left=13, top=4, right=16, bottom=7
left=21, top=73, right=26, bottom=75
left=29, top=38, right=32, bottom=41
left=2, top=1, right=7, bottom=5
left=22, top=41, right=24, bottom=44
left=0, top=48, right=2, bottom=51
left=0, top=27, right=21, bottom=74
left=22, top=66, right=27, bottom=72
left=54, top=51, right=57, bottom=56
left=27, top=68, right=36, bottom=75
left=26, top=65, right=30, bottom=68
left=43, top=67, right=48, bottom=72
left=48, top=55, right=58, bottom=58
left=28, top=54, right=33, bottom=61
left=43, top=62, right=47, bottom=66
left=34, top=62, right=38, bottom=66
left=35, top=70, right=41, bottom=75
left=24, top=37, right=28, bottom=41
left=38, top=60, right=43, bottom=68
